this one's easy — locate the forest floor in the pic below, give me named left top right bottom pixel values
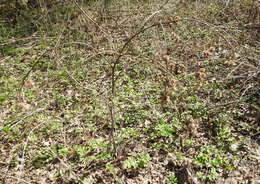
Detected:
left=0, top=0, right=259, bottom=183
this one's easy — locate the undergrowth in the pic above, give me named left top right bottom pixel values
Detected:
left=0, top=0, right=259, bottom=183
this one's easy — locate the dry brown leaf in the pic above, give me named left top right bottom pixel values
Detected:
left=193, top=82, right=203, bottom=90
left=224, top=60, right=236, bottom=66
left=202, top=50, right=212, bottom=58
left=162, top=55, right=170, bottom=62
left=18, top=102, right=31, bottom=110
left=24, top=79, right=35, bottom=88
left=195, top=72, right=206, bottom=80
left=172, top=33, right=180, bottom=43
left=187, top=118, right=198, bottom=137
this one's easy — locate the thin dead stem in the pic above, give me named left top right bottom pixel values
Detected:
left=70, top=0, right=109, bottom=37
left=109, top=10, right=163, bottom=155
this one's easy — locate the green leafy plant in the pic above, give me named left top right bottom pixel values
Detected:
left=194, top=145, right=230, bottom=181
left=151, top=118, right=180, bottom=138
left=123, top=152, right=151, bottom=170
left=197, top=167, right=218, bottom=181
left=166, top=174, right=178, bottom=184
left=117, top=127, right=139, bottom=141
left=73, top=138, right=109, bottom=163
left=183, top=139, right=195, bottom=148
left=89, top=137, right=108, bottom=150
left=175, top=152, right=184, bottom=160
left=57, top=147, right=69, bottom=156
left=137, top=152, right=151, bottom=167
left=32, top=149, right=55, bottom=168
left=106, top=163, right=118, bottom=174
left=123, top=156, right=138, bottom=169
left=73, top=145, right=91, bottom=163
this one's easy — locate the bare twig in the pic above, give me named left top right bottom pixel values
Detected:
left=226, top=59, right=246, bottom=79
left=0, top=56, right=11, bottom=63
left=17, top=119, right=48, bottom=184
left=70, top=0, right=109, bottom=37
left=20, top=50, right=49, bottom=90
left=182, top=18, right=238, bottom=48
left=107, top=7, right=175, bottom=155
left=5, top=176, right=32, bottom=184
left=0, top=35, right=38, bottom=46
left=46, top=139, right=79, bottom=180
left=209, top=99, right=246, bottom=108
left=8, top=106, right=47, bottom=128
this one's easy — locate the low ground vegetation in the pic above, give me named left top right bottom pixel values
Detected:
left=0, top=0, right=259, bottom=183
